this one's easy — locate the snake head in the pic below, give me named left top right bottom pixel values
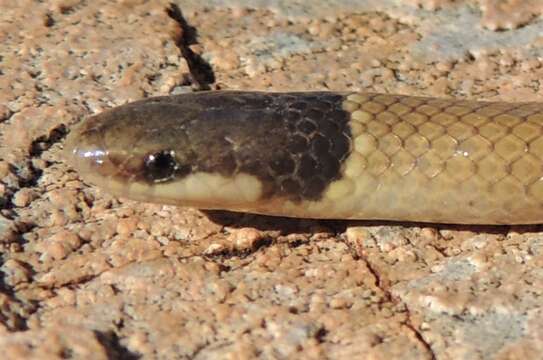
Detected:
left=64, top=91, right=352, bottom=211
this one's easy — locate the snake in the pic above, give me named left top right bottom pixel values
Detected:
left=64, top=91, right=543, bottom=225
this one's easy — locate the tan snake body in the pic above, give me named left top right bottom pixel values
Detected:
left=64, top=91, right=543, bottom=224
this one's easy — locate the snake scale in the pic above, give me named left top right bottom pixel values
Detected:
left=64, top=91, right=543, bottom=224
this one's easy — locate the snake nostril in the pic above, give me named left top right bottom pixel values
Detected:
left=144, top=150, right=181, bottom=183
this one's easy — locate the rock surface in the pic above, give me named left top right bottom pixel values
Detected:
left=1, top=0, right=543, bottom=358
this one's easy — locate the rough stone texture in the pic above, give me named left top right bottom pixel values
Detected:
left=1, top=0, right=543, bottom=359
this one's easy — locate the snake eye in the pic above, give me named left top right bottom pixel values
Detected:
left=144, top=150, right=179, bottom=183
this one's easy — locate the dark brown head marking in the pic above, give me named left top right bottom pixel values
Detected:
left=68, top=91, right=353, bottom=202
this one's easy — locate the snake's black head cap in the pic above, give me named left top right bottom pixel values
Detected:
left=65, top=91, right=353, bottom=202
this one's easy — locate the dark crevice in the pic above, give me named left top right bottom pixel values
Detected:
left=0, top=277, right=36, bottom=331
left=0, top=303, right=30, bottom=332
left=403, top=316, right=437, bottom=360
left=1, top=124, right=69, bottom=212
left=428, top=243, right=448, bottom=258
left=285, top=237, right=309, bottom=249
left=94, top=330, right=141, bottom=360
left=0, top=160, right=42, bottom=212
left=314, top=325, right=328, bottom=343
left=58, top=4, right=77, bottom=15
left=342, top=238, right=436, bottom=360
left=29, top=124, right=68, bottom=157
left=166, top=3, right=215, bottom=90
left=0, top=108, right=15, bottom=123
left=187, top=341, right=210, bottom=360
left=353, top=246, right=391, bottom=303
left=16, top=161, right=41, bottom=188
left=0, top=272, right=32, bottom=331
left=44, top=12, right=55, bottom=27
